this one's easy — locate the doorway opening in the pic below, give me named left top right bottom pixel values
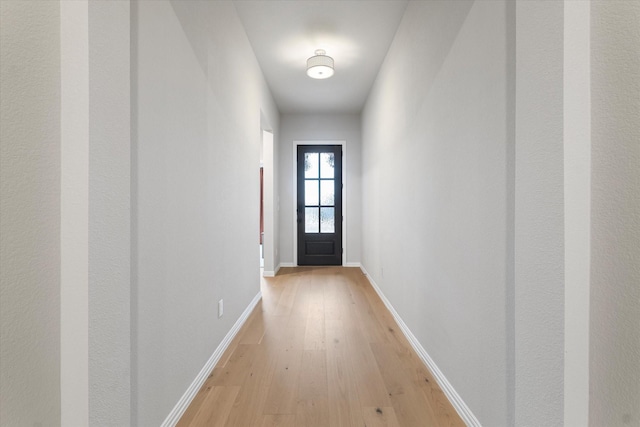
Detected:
left=259, top=164, right=264, bottom=268
left=261, top=129, right=276, bottom=276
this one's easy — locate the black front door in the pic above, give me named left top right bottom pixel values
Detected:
left=297, top=145, right=342, bottom=266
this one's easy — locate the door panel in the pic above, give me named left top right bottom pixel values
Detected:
left=297, top=145, right=342, bottom=265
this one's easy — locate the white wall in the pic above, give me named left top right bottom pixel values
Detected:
left=589, top=1, right=640, bottom=425
left=1, top=2, right=131, bottom=426
left=514, top=2, right=565, bottom=425
left=361, top=1, right=511, bottom=424
left=278, top=113, right=362, bottom=266
left=87, top=2, right=131, bottom=425
left=563, top=1, right=591, bottom=425
left=0, top=2, right=62, bottom=425
left=61, top=1, right=89, bottom=424
left=132, top=1, right=279, bottom=425
left=363, top=1, right=640, bottom=426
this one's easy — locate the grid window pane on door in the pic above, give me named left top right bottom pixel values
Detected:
left=304, top=152, right=335, bottom=234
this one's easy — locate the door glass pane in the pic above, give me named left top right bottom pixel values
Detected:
left=320, top=180, right=334, bottom=205
left=320, top=207, right=335, bottom=233
left=305, top=180, right=319, bottom=206
left=305, top=207, right=319, bottom=233
left=304, top=153, right=319, bottom=178
left=320, top=153, right=335, bottom=178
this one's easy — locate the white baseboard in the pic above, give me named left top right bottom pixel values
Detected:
left=267, top=263, right=360, bottom=270
left=266, top=262, right=360, bottom=273
left=360, top=265, right=481, bottom=427
left=264, top=262, right=291, bottom=277
left=263, top=269, right=276, bottom=277
left=161, top=291, right=262, bottom=427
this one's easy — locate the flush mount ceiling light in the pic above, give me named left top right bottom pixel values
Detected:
left=306, top=49, right=334, bottom=79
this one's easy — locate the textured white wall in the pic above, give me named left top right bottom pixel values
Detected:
left=361, top=1, right=511, bottom=424
left=0, top=2, right=62, bottom=425
left=87, top=2, right=131, bottom=425
left=132, top=1, right=279, bottom=424
left=61, top=1, right=89, bottom=424
left=2, top=2, right=131, bottom=425
left=278, top=114, right=362, bottom=266
left=589, top=1, right=640, bottom=425
left=563, top=1, right=591, bottom=425
left=514, top=2, right=565, bottom=426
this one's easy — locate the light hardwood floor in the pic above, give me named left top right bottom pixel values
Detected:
left=178, top=267, right=466, bottom=427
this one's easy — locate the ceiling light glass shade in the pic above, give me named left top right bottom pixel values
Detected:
left=307, top=49, right=334, bottom=79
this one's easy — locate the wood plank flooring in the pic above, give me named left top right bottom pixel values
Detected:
left=178, top=267, right=466, bottom=427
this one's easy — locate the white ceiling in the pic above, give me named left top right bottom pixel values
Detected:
left=234, top=0, right=409, bottom=114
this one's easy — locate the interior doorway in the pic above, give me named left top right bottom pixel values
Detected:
left=261, top=129, right=276, bottom=276
left=259, top=165, right=264, bottom=268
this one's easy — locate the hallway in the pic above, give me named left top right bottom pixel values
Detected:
left=2, top=1, right=639, bottom=425
left=178, top=268, right=464, bottom=426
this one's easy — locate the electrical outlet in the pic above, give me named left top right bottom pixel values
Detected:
left=218, top=299, right=223, bottom=318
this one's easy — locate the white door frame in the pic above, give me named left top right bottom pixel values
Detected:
left=293, top=140, right=347, bottom=266
left=262, top=130, right=275, bottom=276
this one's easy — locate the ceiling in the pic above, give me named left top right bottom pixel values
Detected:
left=234, top=0, right=409, bottom=114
